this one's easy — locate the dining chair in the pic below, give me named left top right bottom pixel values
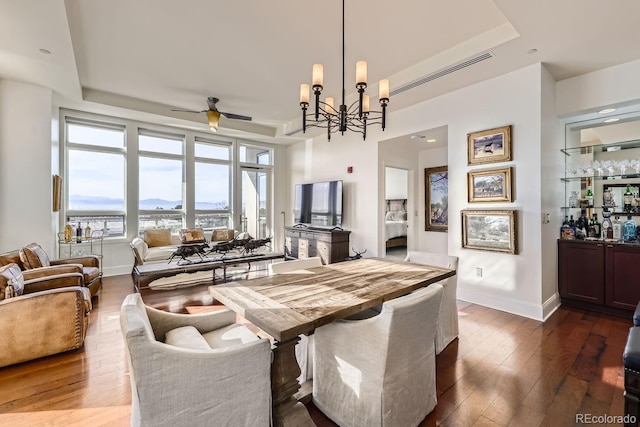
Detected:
left=313, top=284, right=444, bottom=427
left=404, top=251, right=459, bottom=354
left=120, top=293, right=272, bottom=427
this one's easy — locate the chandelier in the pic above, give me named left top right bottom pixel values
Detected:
left=298, top=0, right=390, bottom=141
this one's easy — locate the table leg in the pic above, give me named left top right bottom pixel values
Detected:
left=271, top=337, right=315, bottom=427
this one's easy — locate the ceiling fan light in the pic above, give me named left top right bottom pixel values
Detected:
left=206, top=110, right=221, bottom=132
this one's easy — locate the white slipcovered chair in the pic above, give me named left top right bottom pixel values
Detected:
left=404, top=251, right=459, bottom=354
left=120, top=293, right=272, bottom=427
left=313, top=284, right=444, bottom=427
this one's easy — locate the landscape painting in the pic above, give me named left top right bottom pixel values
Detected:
left=425, top=166, right=448, bottom=232
left=468, top=167, right=513, bottom=203
left=467, top=125, right=512, bottom=165
left=461, top=209, right=517, bottom=254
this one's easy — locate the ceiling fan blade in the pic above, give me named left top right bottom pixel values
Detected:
left=171, top=108, right=207, bottom=113
left=220, top=111, right=252, bottom=121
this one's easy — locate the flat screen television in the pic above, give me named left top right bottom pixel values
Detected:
left=294, top=180, right=343, bottom=227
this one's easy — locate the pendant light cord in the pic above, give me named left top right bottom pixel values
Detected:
left=341, top=0, right=345, bottom=109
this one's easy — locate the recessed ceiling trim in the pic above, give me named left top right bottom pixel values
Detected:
left=390, top=51, right=494, bottom=97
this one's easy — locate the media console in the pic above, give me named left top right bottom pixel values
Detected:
left=284, top=226, right=350, bottom=264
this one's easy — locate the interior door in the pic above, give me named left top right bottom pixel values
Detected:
left=240, top=167, right=269, bottom=239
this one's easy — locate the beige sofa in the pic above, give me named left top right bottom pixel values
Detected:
left=130, top=228, right=238, bottom=266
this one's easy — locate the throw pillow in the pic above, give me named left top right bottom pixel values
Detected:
left=144, top=229, right=172, bottom=248
left=0, top=263, right=24, bottom=301
left=385, top=211, right=394, bottom=221
left=179, top=228, right=206, bottom=244
left=19, top=243, right=51, bottom=269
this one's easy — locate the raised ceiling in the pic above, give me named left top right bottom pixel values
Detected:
left=2, top=0, right=640, bottom=143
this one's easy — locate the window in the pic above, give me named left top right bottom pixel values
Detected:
left=138, top=130, right=185, bottom=234
left=65, top=119, right=126, bottom=237
left=195, top=138, right=232, bottom=230
left=63, top=112, right=276, bottom=240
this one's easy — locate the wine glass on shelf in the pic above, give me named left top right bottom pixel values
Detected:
left=593, top=160, right=604, bottom=176
left=604, top=160, right=616, bottom=176
left=632, top=159, right=640, bottom=175
left=619, top=159, right=631, bottom=175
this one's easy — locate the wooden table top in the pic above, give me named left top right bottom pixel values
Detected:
left=209, top=257, right=455, bottom=342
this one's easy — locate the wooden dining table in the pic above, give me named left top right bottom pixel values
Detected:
left=208, top=257, right=455, bottom=427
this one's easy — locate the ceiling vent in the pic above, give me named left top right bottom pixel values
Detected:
left=391, top=51, right=494, bottom=96
left=286, top=51, right=494, bottom=136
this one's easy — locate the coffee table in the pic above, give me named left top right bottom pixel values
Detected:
left=133, top=252, right=284, bottom=291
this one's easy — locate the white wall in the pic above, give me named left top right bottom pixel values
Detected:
left=557, top=58, right=640, bottom=116
left=384, top=167, right=408, bottom=200
left=287, top=63, right=555, bottom=320
left=0, top=80, right=55, bottom=255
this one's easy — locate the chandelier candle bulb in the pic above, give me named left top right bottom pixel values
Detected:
left=362, top=95, right=370, bottom=113
left=325, top=97, right=334, bottom=113
left=312, top=64, right=324, bottom=87
left=379, top=79, right=390, bottom=100
left=300, top=84, right=310, bottom=104
left=356, top=61, right=367, bottom=85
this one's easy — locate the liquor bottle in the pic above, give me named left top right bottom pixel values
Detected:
left=623, top=214, right=637, bottom=242
left=624, top=184, right=634, bottom=212
left=576, top=209, right=588, bottom=233
left=76, top=222, right=83, bottom=243
left=64, top=219, right=73, bottom=243
left=562, top=216, right=569, bottom=226
left=601, top=209, right=612, bottom=239
left=587, top=217, right=596, bottom=238
left=569, top=215, right=575, bottom=227
left=586, top=186, right=594, bottom=208
left=592, top=213, right=601, bottom=238
left=84, top=222, right=92, bottom=239
left=612, top=215, right=622, bottom=241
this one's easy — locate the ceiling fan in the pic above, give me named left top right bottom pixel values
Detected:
left=171, top=97, right=252, bottom=132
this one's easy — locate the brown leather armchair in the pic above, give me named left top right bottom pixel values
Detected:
left=0, top=243, right=101, bottom=297
left=0, top=263, right=91, bottom=368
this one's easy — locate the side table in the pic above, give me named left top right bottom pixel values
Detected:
left=57, top=229, right=105, bottom=274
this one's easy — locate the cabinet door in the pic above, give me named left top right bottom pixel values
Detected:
left=558, top=241, right=605, bottom=304
left=285, top=236, right=298, bottom=259
left=605, top=244, right=640, bottom=310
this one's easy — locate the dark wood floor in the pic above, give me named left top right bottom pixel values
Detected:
left=0, top=272, right=631, bottom=427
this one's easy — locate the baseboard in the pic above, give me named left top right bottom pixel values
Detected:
left=457, top=287, right=547, bottom=321
left=541, top=293, right=561, bottom=321
left=103, top=264, right=133, bottom=277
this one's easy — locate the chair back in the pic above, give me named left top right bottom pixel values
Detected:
left=404, top=251, right=458, bottom=270
left=268, top=257, right=322, bottom=275
left=380, top=284, right=443, bottom=354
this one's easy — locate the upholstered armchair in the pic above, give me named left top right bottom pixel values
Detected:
left=0, top=243, right=101, bottom=296
left=313, top=284, right=444, bottom=427
left=120, top=293, right=272, bottom=427
left=404, top=251, right=459, bottom=354
left=0, top=263, right=91, bottom=368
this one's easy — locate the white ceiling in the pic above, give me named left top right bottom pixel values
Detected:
left=2, top=0, right=640, bottom=145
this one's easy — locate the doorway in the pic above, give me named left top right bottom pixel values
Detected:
left=240, top=167, right=269, bottom=239
left=384, top=167, right=409, bottom=260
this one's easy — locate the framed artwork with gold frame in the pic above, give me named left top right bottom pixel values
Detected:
left=467, top=125, right=512, bottom=165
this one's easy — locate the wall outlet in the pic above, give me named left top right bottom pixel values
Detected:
left=476, top=267, right=483, bottom=277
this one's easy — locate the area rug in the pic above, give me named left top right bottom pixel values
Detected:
left=147, top=270, right=214, bottom=290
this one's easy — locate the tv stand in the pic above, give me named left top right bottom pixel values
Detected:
left=284, top=226, right=350, bottom=264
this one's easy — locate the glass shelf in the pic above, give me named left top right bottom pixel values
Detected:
left=561, top=174, right=639, bottom=182
left=561, top=138, right=640, bottom=156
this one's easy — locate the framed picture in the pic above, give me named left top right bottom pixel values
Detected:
left=52, top=174, right=61, bottom=212
left=425, top=166, right=448, bottom=232
left=467, top=167, right=513, bottom=203
left=467, top=125, right=512, bottom=165
left=461, top=209, right=517, bottom=254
